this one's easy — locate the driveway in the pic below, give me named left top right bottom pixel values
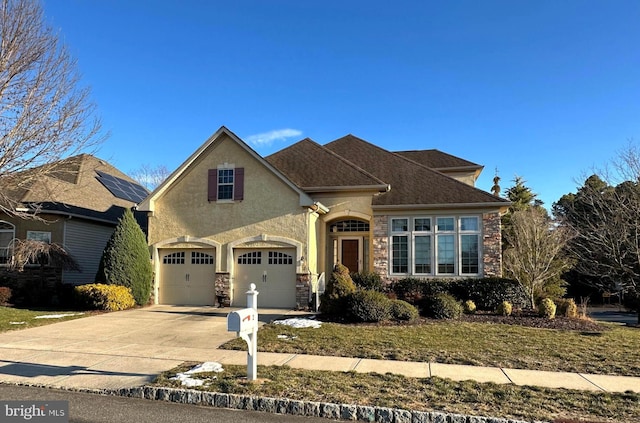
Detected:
left=589, top=306, right=638, bottom=326
left=0, top=305, right=296, bottom=390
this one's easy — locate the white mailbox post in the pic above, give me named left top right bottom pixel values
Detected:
left=227, top=283, right=259, bottom=380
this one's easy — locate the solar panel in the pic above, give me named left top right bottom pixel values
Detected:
left=96, top=171, right=149, bottom=203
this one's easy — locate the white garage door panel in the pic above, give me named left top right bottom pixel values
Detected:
left=234, top=249, right=296, bottom=309
left=159, top=249, right=215, bottom=305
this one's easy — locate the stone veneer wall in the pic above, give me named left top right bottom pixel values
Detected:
left=296, top=273, right=310, bottom=310
left=482, top=212, right=502, bottom=277
left=215, top=273, right=231, bottom=307
left=372, top=216, right=389, bottom=277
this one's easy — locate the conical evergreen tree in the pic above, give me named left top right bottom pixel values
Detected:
left=96, top=208, right=152, bottom=305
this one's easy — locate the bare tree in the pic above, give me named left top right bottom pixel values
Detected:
left=0, top=0, right=104, bottom=217
left=128, top=164, right=170, bottom=191
left=503, top=208, right=574, bottom=308
left=555, top=143, right=640, bottom=323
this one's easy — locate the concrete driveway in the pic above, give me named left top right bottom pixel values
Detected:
left=0, top=305, right=295, bottom=390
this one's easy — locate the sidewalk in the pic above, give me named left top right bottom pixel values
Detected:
left=0, top=306, right=638, bottom=393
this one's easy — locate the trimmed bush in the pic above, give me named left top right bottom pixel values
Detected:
left=496, top=301, right=513, bottom=316
left=463, top=299, right=476, bottom=314
left=461, top=278, right=529, bottom=311
left=390, top=299, right=419, bottom=321
left=350, top=271, right=384, bottom=292
left=391, top=278, right=451, bottom=305
left=348, top=290, right=392, bottom=322
left=556, top=298, right=578, bottom=318
left=96, top=209, right=153, bottom=305
left=424, top=293, right=462, bottom=319
left=538, top=298, right=557, bottom=319
left=74, top=283, right=136, bottom=311
left=319, top=264, right=357, bottom=317
left=0, top=286, right=11, bottom=304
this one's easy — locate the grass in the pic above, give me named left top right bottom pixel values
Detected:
left=154, top=363, right=640, bottom=423
left=222, top=320, right=640, bottom=377
left=0, top=306, right=88, bottom=332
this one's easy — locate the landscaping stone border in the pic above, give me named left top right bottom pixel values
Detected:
left=106, top=385, right=548, bottom=423
left=6, top=382, right=549, bottom=423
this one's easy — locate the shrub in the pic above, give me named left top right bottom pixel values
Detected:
left=463, top=299, right=476, bottom=314
left=350, top=271, right=384, bottom=292
left=319, top=264, right=357, bottom=317
left=0, top=286, right=11, bottom=304
left=461, top=278, right=529, bottom=311
left=390, top=299, right=419, bottom=321
left=74, top=283, right=136, bottom=311
left=348, top=290, right=392, bottom=322
left=392, top=278, right=451, bottom=305
left=538, top=298, right=557, bottom=319
left=556, top=298, right=578, bottom=318
left=496, top=301, right=513, bottom=316
left=96, top=209, right=153, bottom=305
left=424, top=293, right=462, bottom=319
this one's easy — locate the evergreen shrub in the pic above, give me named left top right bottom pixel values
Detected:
left=351, top=271, right=384, bottom=292
left=424, top=293, right=462, bottom=319
left=96, top=209, right=152, bottom=305
left=556, top=298, right=578, bottom=318
left=74, top=283, right=136, bottom=311
left=390, top=299, right=419, bottom=321
left=496, top=301, right=513, bottom=316
left=319, top=264, right=357, bottom=317
left=538, top=298, right=557, bottom=319
left=348, top=290, right=392, bottom=322
left=463, top=299, right=476, bottom=314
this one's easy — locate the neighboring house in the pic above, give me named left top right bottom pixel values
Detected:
left=138, top=126, right=509, bottom=309
left=0, top=154, right=148, bottom=285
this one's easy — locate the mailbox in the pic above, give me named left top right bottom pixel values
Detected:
left=227, top=308, right=258, bottom=333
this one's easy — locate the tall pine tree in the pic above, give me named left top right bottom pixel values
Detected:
left=96, top=209, right=152, bottom=305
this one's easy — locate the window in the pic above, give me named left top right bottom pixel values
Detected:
left=389, top=216, right=481, bottom=276
left=330, top=219, right=369, bottom=232
left=26, top=231, right=51, bottom=243
left=238, top=251, right=261, bottom=265
left=208, top=166, right=244, bottom=202
left=0, top=221, right=15, bottom=265
left=163, top=251, right=185, bottom=264
left=268, top=251, right=293, bottom=265
left=191, top=251, right=214, bottom=265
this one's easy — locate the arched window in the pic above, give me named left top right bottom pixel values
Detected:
left=329, top=219, right=370, bottom=233
left=0, top=221, right=15, bottom=265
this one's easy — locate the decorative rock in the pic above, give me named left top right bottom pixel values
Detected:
left=340, top=404, right=358, bottom=420
left=393, top=409, right=412, bottom=423
left=201, top=392, right=215, bottom=406
left=256, top=397, right=276, bottom=413
left=411, top=410, right=432, bottom=423
left=304, top=401, right=320, bottom=417
left=214, top=393, right=229, bottom=408
left=468, top=416, right=488, bottom=423
left=375, top=407, right=394, bottom=423
left=320, top=402, right=340, bottom=419
left=287, top=400, right=305, bottom=416
left=357, top=405, right=376, bottom=422
left=431, top=411, right=447, bottom=423
left=142, top=387, right=156, bottom=400
left=449, top=413, right=467, bottom=423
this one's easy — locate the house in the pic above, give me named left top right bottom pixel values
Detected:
left=138, top=126, right=509, bottom=309
left=0, top=154, right=149, bottom=286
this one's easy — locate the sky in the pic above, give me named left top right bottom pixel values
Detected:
left=40, top=0, right=640, bottom=208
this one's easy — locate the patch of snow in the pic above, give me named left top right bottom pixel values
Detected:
left=170, top=362, right=224, bottom=387
left=273, top=317, right=322, bottom=329
left=9, top=321, right=26, bottom=325
left=277, top=334, right=298, bottom=340
left=34, top=313, right=84, bottom=319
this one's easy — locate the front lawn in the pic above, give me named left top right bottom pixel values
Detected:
left=0, top=306, right=87, bottom=332
left=155, top=363, right=640, bottom=423
left=222, top=318, right=640, bottom=377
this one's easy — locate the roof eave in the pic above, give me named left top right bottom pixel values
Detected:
left=302, top=184, right=390, bottom=194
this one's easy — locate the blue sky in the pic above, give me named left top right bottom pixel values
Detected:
left=41, top=0, right=640, bottom=208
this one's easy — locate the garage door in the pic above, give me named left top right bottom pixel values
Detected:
left=159, top=249, right=216, bottom=305
left=234, top=249, right=296, bottom=308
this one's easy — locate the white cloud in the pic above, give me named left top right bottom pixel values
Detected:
left=246, top=128, right=303, bottom=147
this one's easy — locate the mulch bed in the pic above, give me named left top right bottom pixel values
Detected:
left=458, top=311, right=606, bottom=332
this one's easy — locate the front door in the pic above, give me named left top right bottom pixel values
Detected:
left=341, top=239, right=360, bottom=273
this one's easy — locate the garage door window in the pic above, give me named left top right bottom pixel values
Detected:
left=238, top=251, right=261, bottom=264
left=268, top=251, right=293, bottom=265
left=163, top=251, right=185, bottom=264
left=191, top=251, right=214, bottom=264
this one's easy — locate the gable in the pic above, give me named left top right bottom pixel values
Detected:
left=138, top=127, right=314, bottom=213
